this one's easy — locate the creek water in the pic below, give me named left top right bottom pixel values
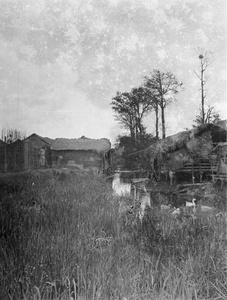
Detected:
left=111, top=172, right=151, bottom=219
left=112, top=173, right=131, bottom=196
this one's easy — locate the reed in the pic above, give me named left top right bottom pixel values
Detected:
left=0, top=171, right=226, bottom=299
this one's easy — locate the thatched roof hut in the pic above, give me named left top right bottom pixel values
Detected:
left=50, top=136, right=112, bottom=172
left=143, top=123, right=227, bottom=172
left=216, top=119, right=227, bottom=130
left=22, top=133, right=53, bottom=169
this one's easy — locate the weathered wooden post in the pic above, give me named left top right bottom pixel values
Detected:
left=192, top=163, right=195, bottom=184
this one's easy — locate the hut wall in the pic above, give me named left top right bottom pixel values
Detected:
left=6, top=140, right=24, bottom=171
left=23, top=136, right=51, bottom=169
left=103, top=149, right=114, bottom=171
left=52, top=150, right=103, bottom=170
left=0, top=142, right=6, bottom=171
left=24, top=140, right=29, bottom=170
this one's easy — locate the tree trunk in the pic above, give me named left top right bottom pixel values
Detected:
left=155, top=103, right=159, bottom=139
left=200, top=59, right=205, bottom=124
left=130, top=123, right=136, bottom=146
left=161, top=104, right=165, bottom=139
left=130, top=126, right=134, bottom=141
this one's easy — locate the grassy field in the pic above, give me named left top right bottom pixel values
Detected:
left=0, top=171, right=226, bottom=300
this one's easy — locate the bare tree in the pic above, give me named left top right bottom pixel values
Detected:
left=144, top=70, right=183, bottom=139
left=142, top=87, right=160, bottom=139
left=193, top=105, right=220, bottom=126
left=1, top=128, right=26, bottom=143
left=194, top=51, right=213, bottom=124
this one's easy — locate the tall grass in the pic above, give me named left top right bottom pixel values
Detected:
left=0, top=171, right=226, bottom=300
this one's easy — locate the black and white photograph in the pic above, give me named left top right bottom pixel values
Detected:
left=0, top=0, right=227, bottom=299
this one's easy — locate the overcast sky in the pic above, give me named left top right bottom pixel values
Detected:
left=0, top=0, right=226, bottom=145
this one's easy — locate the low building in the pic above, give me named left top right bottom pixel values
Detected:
left=50, top=136, right=113, bottom=172
left=23, top=134, right=53, bottom=169
left=2, top=133, right=53, bottom=172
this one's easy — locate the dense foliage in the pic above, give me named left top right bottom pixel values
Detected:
left=114, top=134, right=155, bottom=170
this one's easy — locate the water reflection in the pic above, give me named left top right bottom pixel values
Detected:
left=112, top=172, right=151, bottom=220
left=112, top=173, right=131, bottom=196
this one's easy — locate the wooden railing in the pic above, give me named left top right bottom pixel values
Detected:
left=211, top=174, right=227, bottom=188
left=176, top=160, right=218, bottom=174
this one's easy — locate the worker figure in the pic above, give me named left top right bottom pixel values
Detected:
left=39, top=147, right=46, bottom=167
left=149, top=157, right=158, bottom=182
left=169, top=170, right=175, bottom=186
left=57, top=155, right=63, bottom=168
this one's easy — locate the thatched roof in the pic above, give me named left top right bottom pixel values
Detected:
left=51, top=136, right=111, bottom=152
left=144, top=123, right=227, bottom=160
left=25, top=133, right=54, bottom=146
left=42, top=136, right=55, bottom=145
left=162, top=148, right=193, bottom=171
left=216, top=119, right=227, bottom=130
